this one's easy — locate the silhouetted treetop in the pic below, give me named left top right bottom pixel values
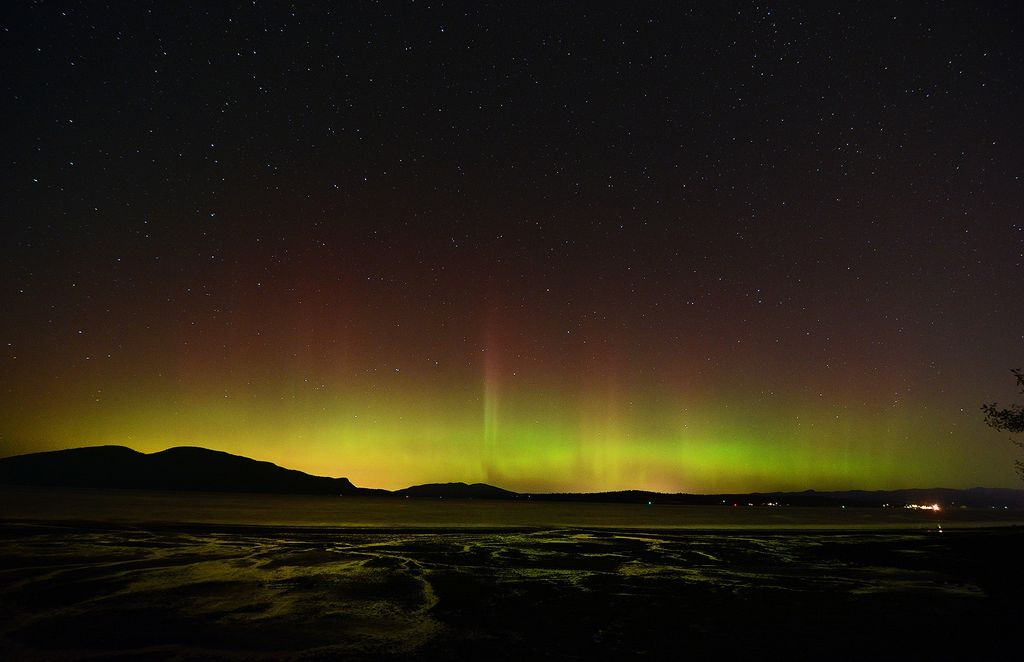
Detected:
left=983, top=369, right=1024, bottom=480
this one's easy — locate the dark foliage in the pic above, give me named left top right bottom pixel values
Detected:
left=983, top=369, right=1024, bottom=479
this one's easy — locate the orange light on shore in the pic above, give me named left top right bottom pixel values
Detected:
left=904, top=503, right=942, bottom=511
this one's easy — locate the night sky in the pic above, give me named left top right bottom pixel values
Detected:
left=2, top=2, right=1022, bottom=493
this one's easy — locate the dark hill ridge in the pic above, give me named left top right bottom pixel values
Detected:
left=395, top=482, right=517, bottom=499
left=3, top=445, right=1024, bottom=507
left=0, top=445, right=359, bottom=495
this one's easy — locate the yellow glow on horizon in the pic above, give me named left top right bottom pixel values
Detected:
left=2, top=372, right=1011, bottom=494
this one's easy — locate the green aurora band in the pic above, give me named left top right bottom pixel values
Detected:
left=0, top=355, right=1011, bottom=493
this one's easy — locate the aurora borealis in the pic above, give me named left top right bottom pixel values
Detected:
left=2, top=2, right=1022, bottom=493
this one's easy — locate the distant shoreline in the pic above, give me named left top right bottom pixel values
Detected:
left=5, top=485, right=1024, bottom=531
left=4, top=445, right=1024, bottom=509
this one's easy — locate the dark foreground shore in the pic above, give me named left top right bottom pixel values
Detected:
left=1, top=520, right=1022, bottom=660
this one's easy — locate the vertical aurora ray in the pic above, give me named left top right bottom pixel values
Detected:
left=483, top=349, right=500, bottom=479
left=481, top=313, right=506, bottom=481
left=576, top=350, right=628, bottom=489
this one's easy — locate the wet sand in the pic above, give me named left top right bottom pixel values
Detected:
left=1, top=519, right=1022, bottom=660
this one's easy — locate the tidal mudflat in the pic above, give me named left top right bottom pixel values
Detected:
left=2, top=515, right=1022, bottom=660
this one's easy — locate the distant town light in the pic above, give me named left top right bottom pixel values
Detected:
left=904, top=503, right=941, bottom=511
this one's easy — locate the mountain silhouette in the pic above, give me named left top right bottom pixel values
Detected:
left=3, top=445, right=1024, bottom=508
left=0, top=445, right=359, bottom=495
left=395, top=482, right=518, bottom=499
